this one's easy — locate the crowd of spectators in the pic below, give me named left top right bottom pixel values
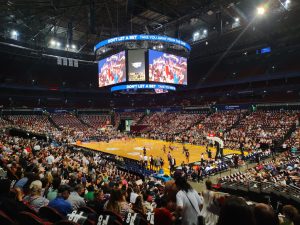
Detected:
left=220, top=151, right=300, bottom=188
left=0, top=109, right=300, bottom=224
left=79, top=115, right=111, bottom=129
left=225, top=110, right=298, bottom=150
left=6, top=115, right=59, bottom=135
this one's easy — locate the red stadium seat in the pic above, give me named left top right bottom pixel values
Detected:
left=0, top=210, right=15, bottom=225
left=78, top=206, right=97, bottom=214
left=100, top=210, right=123, bottom=224
left=39, top=206, right=64, bottom=223
left=18, top=211, right=52, bottom=225
left=54, top=221, right=79, bottom=225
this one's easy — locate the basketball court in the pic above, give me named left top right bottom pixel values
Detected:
left=75, top=138, right=243, bottom=173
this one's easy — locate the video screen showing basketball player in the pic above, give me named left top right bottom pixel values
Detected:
left=98, top=51, right=126, bottom=87
left=149, top=50, right=187, bottom=85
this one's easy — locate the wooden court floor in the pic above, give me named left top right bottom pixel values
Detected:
left=75, top=138, right=243, bottom=173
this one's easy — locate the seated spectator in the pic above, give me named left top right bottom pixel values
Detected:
left=132, top=196, right=146, bottom=216
left=46, top=175, right=61, bottom=201
left=154, top=207, right=174, bottom=225
left=48, top=185, right=72, bottom=216
left=254, top=203, right=279, bottom=225
left=23, top=180, right=49, bottom=212
left=216, top=196, right=255, bottom=225
left=67, top=184, right=86, bottom=211
left=130, top=186, right=140, bottom=204
left=280, top=205, right=299, bottom=225
left=104, top=189, right=122, bottom=216
left=84, top=185, right=95, bottom=202
left=87, top=189, right=106, bottom=212
left=0, top=179, right=29, bottom=219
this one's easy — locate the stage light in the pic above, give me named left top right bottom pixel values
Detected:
left=284, top=0, right=291, bottom=9
left=11, top=30, right=18, bottom=40
left=257, top=6, right=266, bottom=15
left=50, top=39, right=56, bottom=46
left=11, top=30, right=18, bottom=36
left=71, top=44, right=76, bottom=49
left=193, top=32, right=200, bottom=41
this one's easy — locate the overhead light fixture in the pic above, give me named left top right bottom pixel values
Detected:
left=11, top=30, right=18, bottom=40
left=203, top=29, right=208, bottom=34
left=284, top=0, right=291, bottom=9
left=205, top=41, right=208, bottom=45
left=193, top=31, right=200, bottom=41
left=235, top=17, right=240, bottom=22
left=50, top=39, right=56, bottom=46
left=71, top=44, right=76, bottom=49
left=66, top=44, right=70, bottom=48
left=257, top=6, right=266, bottom=15
left=56, top=42, right=61, bottom=47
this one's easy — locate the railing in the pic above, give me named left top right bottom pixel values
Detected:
left=221, top=180, right=300, bottom=201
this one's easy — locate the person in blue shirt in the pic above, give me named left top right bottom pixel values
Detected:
left=48, top=185, right=72, bottom=216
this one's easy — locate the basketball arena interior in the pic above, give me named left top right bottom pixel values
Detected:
left=0, top=0, right=300, bottom=225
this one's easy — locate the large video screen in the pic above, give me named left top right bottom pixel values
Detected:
left=128, top=50, right=146, bottom=81
left=149, top=50, right=187, bottom=85
left=98, top=51, right=126, bottom=87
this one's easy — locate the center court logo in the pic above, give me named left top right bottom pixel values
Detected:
left=127, top=152, right=140, bottom=156
left=106, top=148, right=119, bottom=151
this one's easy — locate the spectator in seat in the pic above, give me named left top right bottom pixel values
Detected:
left=132, top=195, right=146, bottom=216
left=46, top=175, right=61, bottom=201
left=254, top=203, right=279, bottom=225
left=104, top=189, right=121, bottom=215
left=48, top=185, right=72, bottom=216
left=23, top=180, right=49, bottom=212
left=87, top=189, right=106, bottom=212
left=0, top=179, right=28, bottom=219
left=67, top=184, right=86, bottom=211
left=216, top=196, right=255, bottom=225
left=154, top=207, right=174, bottom=225
left=280, top=205, right=299, bottom=225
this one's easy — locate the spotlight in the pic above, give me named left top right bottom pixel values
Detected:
left=257, top=6, right=266, bottom=15
left=11, top=30, right=18, bottom=40
left=193, top=32, right=200, bottom=41
left=11, top=30, right=18, bottom=36
left=284, top=0, right=291, bottom=9
left=235, top=17, right=240, bottom=22
left=71, top=44, right=76, bottom=49
left=50, top=39, right=56, bottom=46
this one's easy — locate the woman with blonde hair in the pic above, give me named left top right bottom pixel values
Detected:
left=23, top=180, right=49, bottom=212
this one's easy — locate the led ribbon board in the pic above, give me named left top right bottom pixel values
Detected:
left=94, top=35, right=191, bottom=52
left=111, top=83, right=176, bottom=92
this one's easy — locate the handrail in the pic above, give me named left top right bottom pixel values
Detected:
left=221, top=180, right=300, bottom=201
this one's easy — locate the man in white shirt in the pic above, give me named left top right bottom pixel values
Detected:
left=175, top=176, right=203, bottom=225
left=46, top=153, right=55, bottom=165
left=67, top=184, right=86, bottom=211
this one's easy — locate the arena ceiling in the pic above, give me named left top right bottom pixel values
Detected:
left=0, top=0, right=299, bottom=55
